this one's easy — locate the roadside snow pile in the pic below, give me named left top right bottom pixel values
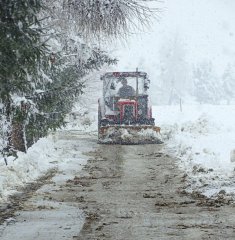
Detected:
left=98, top=126, right=162, bottom=144
left=65, top=104, right=97, bottom=133
left=153, top=104, right=235, bottom=197
left=0, top=131, right=90, bottom=203
left=0, top=136, right=59, bottom=203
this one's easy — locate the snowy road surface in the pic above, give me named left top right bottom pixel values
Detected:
left=1, top=130, right=235, bottom=239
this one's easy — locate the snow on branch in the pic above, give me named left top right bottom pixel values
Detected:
left=63, top=0, right=159, bottom=38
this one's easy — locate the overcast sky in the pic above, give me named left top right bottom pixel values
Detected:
left=114, top=0, right=235, bottom=76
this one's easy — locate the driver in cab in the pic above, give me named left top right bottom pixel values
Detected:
left=118, top=78, right=135, bottom=98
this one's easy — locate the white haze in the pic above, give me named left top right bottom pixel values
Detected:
left=114, top=0, right=235, bottom=104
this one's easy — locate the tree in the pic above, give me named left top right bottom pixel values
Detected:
left=222, top=64, right=235, bottom=104
left=0, top=0, right=157, bottom=158
left=61, top=0, right=158, bottom=39
left=193, top=61, right=222, bottom=104
left=25, top=48, right=116, bottom=146
left=0, top=0, right=49, bottom=154
left=23, top=0, right=117, bottom=145
left=158, top=35, right=190, bottom=104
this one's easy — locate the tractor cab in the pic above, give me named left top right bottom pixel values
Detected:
left=99, top=71, right=154, bottom=126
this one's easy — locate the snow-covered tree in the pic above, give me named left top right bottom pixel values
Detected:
left=193, top=61, right=223, bottom=104
left=23, top=0, right=117, bottom=145
left=27, top=0, right=155, bottom=145
left=0, top=0, right=49, bottom=154
left=61, top=0, right=157, bottom=39
left=222, top=64, right=235, bottom=104
left=158, top=35, right=191, bottom=104
left=0, top=0, right=157, bottom=156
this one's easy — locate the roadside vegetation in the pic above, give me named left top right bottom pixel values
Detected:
left=0, top=0, right=158, bottom=161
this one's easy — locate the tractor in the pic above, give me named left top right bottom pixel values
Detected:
left=98, top=70, right=161, bottom=144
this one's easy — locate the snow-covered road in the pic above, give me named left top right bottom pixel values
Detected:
left=1, top=104, right=235, bottom=239
left=1, top=130, right=235, bottom=239
left=0, top=131, right=95, bottom=239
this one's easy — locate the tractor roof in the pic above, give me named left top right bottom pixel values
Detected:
left=101, top=71, right=147, bottom=80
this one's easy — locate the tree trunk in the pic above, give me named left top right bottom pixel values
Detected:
left=11, top=122, right=26, bottom=152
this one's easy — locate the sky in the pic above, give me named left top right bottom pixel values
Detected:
left=114, top=0, right=235, bottom=77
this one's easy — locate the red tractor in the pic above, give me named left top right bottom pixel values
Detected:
left=98, top=71, right=161, bottom=144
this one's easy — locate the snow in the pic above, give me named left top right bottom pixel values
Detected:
left=98, top=126, right=161, bottom=145
left=1, top=81, right=235, bottom=205
left=66, top=70, right=235, bottom=198
left=153, top=104, right=235, bottom=197
left=1, top=0, right=235, bottom=217
left=0, top=131, right=90, bottom=203
left=0, top=137, right=54, bottom=202
left=2, top=71, right=235, bottom=202
left=65, top=104, right=98, bottom=133
left=0, top=129, right=94, bottom=238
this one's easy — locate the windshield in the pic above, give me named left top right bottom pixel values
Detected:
left=104, top=76, right=146, bottom=98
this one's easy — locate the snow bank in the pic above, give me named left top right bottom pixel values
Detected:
left=153, top=104, right=235, bottom=197
left=0, top=130, right=91, bottom=204
left=65, top=104, right=98, bottom=133
left=0, top=136, right=59, bottom=202
left=0, top=72, right=100, bottom=204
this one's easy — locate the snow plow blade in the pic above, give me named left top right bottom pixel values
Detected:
left=98, top=126, right=163, bottom=145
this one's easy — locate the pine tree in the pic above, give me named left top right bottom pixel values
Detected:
left=0, top=0, right=48, bottom=154
left=22, top=0, right=118, bottom=146
left=25, top=48, right=116, bottom=145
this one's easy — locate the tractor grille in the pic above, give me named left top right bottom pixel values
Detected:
left=123, top=105, right=135, bottom=121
